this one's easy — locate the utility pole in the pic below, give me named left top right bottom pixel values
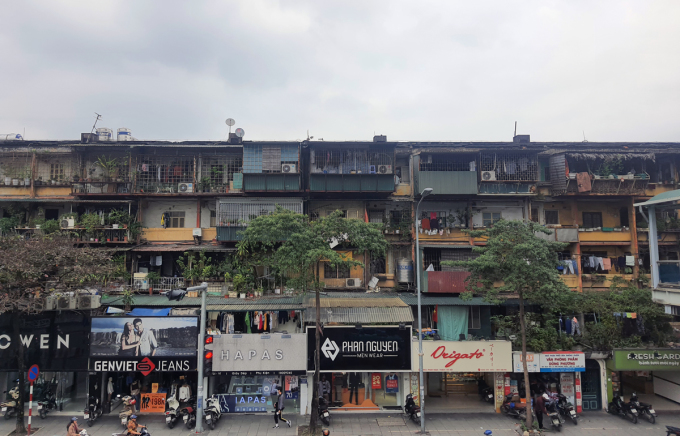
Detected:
left=190, top=282, right=208, bottom=433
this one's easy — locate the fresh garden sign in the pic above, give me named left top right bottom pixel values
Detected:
left=613, top=349, right=680, bottom=371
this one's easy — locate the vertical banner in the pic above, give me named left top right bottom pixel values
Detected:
left=410, top=373, right=420, bottom=406
left=494, top=373, right=505, bottom=413
left=575, top=372, right=582, bottom=413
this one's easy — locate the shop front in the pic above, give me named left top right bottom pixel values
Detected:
left=512, top=351, right=586, bottom=412
left=89, top=316, right=199, bottom=416
left=414, top=341, right=512, bottom=413
left=209, top=333, right=307, bottom=415
left=607, top=349, right=680, bottom=405
left=0, top=311, right=91, bottom=414
left=306, top=326, right=411, bottom=412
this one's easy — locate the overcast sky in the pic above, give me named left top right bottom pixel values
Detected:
left=1, top=1, right=679, bottom=142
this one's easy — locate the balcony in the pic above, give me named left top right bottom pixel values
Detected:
left=415, top=171, right=477, bottom=195
left=564, top=176, right=649, bottom=195
left=142, top=228, right=217, bottom=242
left=578, top=228, right=632, bottom=245
left=216, top=225, right=245, bottom=242
left=242, top=173, right=300, bottom=192
left=560, top=275, right=580, bottom=289
left=72, top=181, right=132, bottom=195
left=582, top=273, right=634, bottom=289
left=659, top=261, right=680, bottom=285
left=422, top=271, right=471, bottom=293
left=416, top=228, right=470, bottom=243
left=309, top=173, right=394, bottom=193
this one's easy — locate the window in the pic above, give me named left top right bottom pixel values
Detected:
left=482, top=212, right=501, bottom=227
left=531, top=208, right=539, bottom=223
left=370, top=255, right=386, bottom=275
left=210, top=210, right=216, bottom=227
left=582, top=212, right=603, bottom=229
left=165, top=211, right=185, bottom=228
left=620, top=207, right=629, bottom=227
left=323, top=263, right=350, bottom=279
left=368, top=210, right=384, bottom=224
left=545, top=210, right=559, bottom=225
left=422, top=248, right=441, bottom=271
left=441, top=248, right=476, bottom=271
left=468, top=306, right=481, bottom=330
left=50, top=163, right=65, bottom=181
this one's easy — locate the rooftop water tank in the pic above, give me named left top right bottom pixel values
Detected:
left=117, top=128, right=132, bottom=141
left=0, top=133, right=23, bottom=141
left=397, top=258, right=414, bottom=283
left=96, top=128, right=113, bottom=141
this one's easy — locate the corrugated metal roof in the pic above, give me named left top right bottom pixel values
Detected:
left=306, top=306, right=413, bottom=324
left=307, top=297, right=407, bottom=308
left=398, top=295, right=494, bottom=306
left=101, top=294, right=304, bottom=309
left=131, top=244, right=236, bottom=252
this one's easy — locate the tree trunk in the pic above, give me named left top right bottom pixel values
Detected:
left=13, top=312, right=26, bottom=434
left=518, top=294, right=533, bottom=429
left=309, top=265, right=321, bottom=432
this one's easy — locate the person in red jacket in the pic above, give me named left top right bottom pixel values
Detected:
left=534, top=393, right=549, bottom=429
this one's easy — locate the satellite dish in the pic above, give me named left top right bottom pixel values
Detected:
left=225, top=118, right=235, bottom=127
left=235, top=128, right=245, bottom=138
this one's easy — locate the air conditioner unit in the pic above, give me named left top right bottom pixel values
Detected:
left=44, top=296, right=57, bottom=310
left=377, top=165, right=392, bottom=174
left=77, top=295, right=101, bottom=310
left=60, top=218, right=75, bottom=229
left=134, top=279, right=149, bottom=290
left=281, top=164, right=296, bottom=173
left=178, top=183, right=194, bottom=193
left=481, top=171, right=496, bottom=181
left=57, top=296, right=76, bottom=310
left=345, top=278, right=362, bottom=288
left=193, top=228, right=202, bottom=237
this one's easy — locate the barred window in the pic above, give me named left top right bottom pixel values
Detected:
left=545, top=210, right=559, bottom=225
left=324, top=263, right=350, bottom=279
left=482, top=212, right=501, bottom=227
left=165, top=211, right=185, bottom=228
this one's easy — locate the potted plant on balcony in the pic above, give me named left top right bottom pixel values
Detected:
left=96, top=155, right=118, bottom=182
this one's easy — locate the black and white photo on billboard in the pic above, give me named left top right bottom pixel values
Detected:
left=90, top=316, right=198, bottom=357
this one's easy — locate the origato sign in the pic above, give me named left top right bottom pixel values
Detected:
left=416, top=341, right=512, bottom=372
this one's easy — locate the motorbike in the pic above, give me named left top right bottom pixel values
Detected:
left=165, top=395, right=181, bottom=429
left=404, top=393, right=421, bottom=425
left=556, top=393, right=577, bottom=425
left=112, top=426, right=150, bottom=436
left=204, top=395, right=222, bottom=430
left=500, top=394, right=527, bottom=421
left=608, top=394, right=638, bottom=424
left=38, top=386, right=58, bottom=419
left=480, top=386, right=494, bottom=404
left=318, top=396, right=331, bottom=426
left=667, top=425, right=680, bottom=436
left=545, top=400, right=564, bottom=432
left=118, top=395, right=137, bottom=427
left=1, top=380, right=20, bottom=420
left=630, top=392, right=656, bottom=424
left=181, top=399, right=197, bottom=430
left=84, top=395, right=103, bottom=427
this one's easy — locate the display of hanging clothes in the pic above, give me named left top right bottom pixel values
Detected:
left=602, top=258, right=612, bottom=271
left=589, top=256, right=596, bottom=268
left=565, top=318, right=572, bottom=335
left=571, top=317, right=581, bottom=336
left=245, top=312, right=252, bottom=334
left=595, top=257, right=605, bottom=272
left=430, top=218, right=439, bottom=230
left=617, top=256, right=626, bottom=271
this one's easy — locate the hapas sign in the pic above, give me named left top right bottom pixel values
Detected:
left=612, top=349, right=680, bottom=371
left=212, top=334, right=307, bottom=374
left=415, top=341, right=512, bottom=372
left=513, top=352, right=585, bottom=372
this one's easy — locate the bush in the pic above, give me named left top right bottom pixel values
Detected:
left=41, top=219, right=61, bottom=235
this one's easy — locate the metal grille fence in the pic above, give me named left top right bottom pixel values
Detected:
left=34, top=154, right=80, bottom=185
left=216, top=200, right=303, bottom=226
left=200, top=155, right=242, bottom=186
left=480, top=152, right=538, bottom=181
left=310, top=149, right=393, bottom=174
left=419, top=154, right=477, bottom=172
left=0, top=153, right=32, bottom=184
left=134, top=155, right=195, bottom=193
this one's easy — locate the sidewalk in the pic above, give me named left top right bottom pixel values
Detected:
left=2, top=411, right=680, bottom=436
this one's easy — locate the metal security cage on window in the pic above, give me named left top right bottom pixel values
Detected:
left=216, top=199, right=303, bottom=226
left=0, top=153, right=32, bottom=185
left=200, top=154, right=242, bottom=189
left=34, top=154, right=80, bottom=185
left=243, top=144, right=299, bottom=173
left=480, top=152, right=538, bottom=181
left=135, top=155, right=195, bottom=193
left=323, top=263, right=351, bottom=279
left=419, top=153, right=477, bottom=172
left=310, top=148, right=393, bottom=174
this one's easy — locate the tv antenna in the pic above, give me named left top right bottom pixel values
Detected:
left=582, top=131, right=588, bottom=143
left=88, top=113, right=102, bottom=143
left=235, top=128, right=245, bottom=138
left=225, top=118, right=235, bottom=134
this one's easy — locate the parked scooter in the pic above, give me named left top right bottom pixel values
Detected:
left=84, top=395, right=103, bottom=427
left=500, top=394, right=523, bottom=420
left=480, top=386, right=494, bottom=404
left=118, top=395, right=137, bottom=427
left=667, top=425, right=680, bottom=436
left=165, top=395, right=181, bottom=429
left=630, top=392, right=656, bottom=424
left=318, top=396, right=331, bottom=426
left=608, top=394, right=638, bottom=424
left=1, top=380, right=20, bottom=420
left=204, top=395, right=222, bottom=430
left=556, top=393, right=577, bottom=425
left=181, top=398, right=197, bottom=430
left=38, top=386, right=58, bottom=419
left=404, top=393, right=421, bottom=425
left=545, top=397, right=564, bottom=432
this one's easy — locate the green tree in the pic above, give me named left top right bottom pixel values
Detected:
left=442, top=220, right=572, bottom=428
left=238, top=208, right=388, bottom=432
left=0, top=235, right=115, bottom=434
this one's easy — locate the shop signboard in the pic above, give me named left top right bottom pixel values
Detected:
left=140, top=393, right=166, bottom=413
left=212, top=334, right=307, bottom=375
left=415, top=341, right=512, bottom=372
left=89, top=316, right=198, bottom=373
left=216, top=394, right=270, bottom=413
left=612, top=349, right=680, bottom=371
left=513, top=352, right=585, bottom=373
left=306, top=326, right=411, bottom=372
left=0, top=312, right=90, bottom=371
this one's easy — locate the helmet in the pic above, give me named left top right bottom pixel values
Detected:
left=130, top=415, right=137, bottom=420
left=543, top=393, right=550, bottom=401
left=509, top=403, right=515, bottom=409
left=322, top=430, right=330, bottom=436
left=130, top=399, right=137, bottom=405
left=71, top=417, right=78, bottom=422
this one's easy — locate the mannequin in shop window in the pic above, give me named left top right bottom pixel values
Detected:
left=348, top=373, right=360, bottom=405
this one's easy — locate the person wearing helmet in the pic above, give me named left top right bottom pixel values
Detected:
left=534, top=392, right=548, bottom=430
left=67, top=417, right=81, bottom=436
left=322, top=430, right=330, bottom=436
left=127, top=414, right=146, bottom=435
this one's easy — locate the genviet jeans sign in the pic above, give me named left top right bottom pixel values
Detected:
left=415, top=341, right=512, bottom=372
left=307, top=326, right=411, bottom=372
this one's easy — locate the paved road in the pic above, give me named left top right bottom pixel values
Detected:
left=2, top=411, right=680, bottom=436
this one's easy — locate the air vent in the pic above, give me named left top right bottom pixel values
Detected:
left=377, top=165, right=392, bottom=174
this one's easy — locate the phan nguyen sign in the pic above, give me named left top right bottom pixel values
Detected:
left=415, top=341, right=512, bottom=372
left=513, top=351, right=585, bottom=372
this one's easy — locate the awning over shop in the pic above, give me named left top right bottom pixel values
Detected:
left=399, top=294, right=494, bottom=306
left=130, top=244, right=236, bottom=252
left=306, top=306, right=414, bottom=324
left=128, top=307, right=171, bottom=316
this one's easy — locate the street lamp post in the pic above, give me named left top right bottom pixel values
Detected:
left=190, top=282, right=208, bottom=433
left=415, top=187, right=433, bottom=434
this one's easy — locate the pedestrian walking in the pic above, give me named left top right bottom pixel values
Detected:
left=534, top=392, right=549, bottom=430
left=273, top=389, right=291, bottom=428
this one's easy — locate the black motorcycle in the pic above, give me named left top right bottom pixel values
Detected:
left=404, top=393, right=421, bottom=425
left=667, top=425, right=680, bottom=436
left=318, top=396, right=331, bottom=426
left=38, top=387, right=57, bottom=419
left=84, top=395, right=102, bottom=427
left=181, top=401, right=197, bottom=430
left=608, top=394, right=638, bottom=424
left=556, top=394, right=577, bottom=425
left=546, top=400, right=564, bottom=432
left=630, top=392, right=656, bottom=424
left=480, top=386, right=494, bottom=404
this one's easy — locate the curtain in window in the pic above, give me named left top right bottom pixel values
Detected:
left=438, top=306, right=469, bottom=341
